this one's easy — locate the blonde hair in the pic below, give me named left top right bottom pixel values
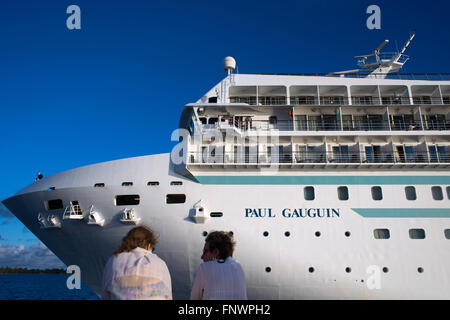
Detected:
left=114, top=226, right=158, bottom=255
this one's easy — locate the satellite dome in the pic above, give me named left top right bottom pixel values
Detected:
left=223, top=56, right=236, bottom=73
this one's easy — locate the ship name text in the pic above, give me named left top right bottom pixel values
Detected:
left=245, top=208, right=340, bottom=218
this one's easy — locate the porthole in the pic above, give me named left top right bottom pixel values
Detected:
left=304, top=186, right=315, bottom=201
left=337, top=186, right=349, bottom=201
left=382, top=267, right=389, bottom=273
left=94, top=183, right=105, bottom=188
left=374, top=228, right=390, bottom=239
left=265, top=267, right=271, bottom=273
left=284, top=231, right=291, bottom=237
left=122, top=182, right=133, bottom=187
left=371, top=186, right=383, bottom=201
left=409, top=228, right=425, bottom=239
left=202, top=231, right=208, bottom=237
left=147, top=181, right=159, bottom=186
left=263, top=231, right=269, bottom=237
left=45, top=199, right=63, bottom=211
left=308, top=267, right=314, bottom=273
left=432, top=186, right=443, bottom=200
left=115, top=195, right=140, bottom=206
left=210, top=212, right=223, bottom=218
left=445, top=229, right=450, bottom=239
left=345, top=231, right=351, bottom=237
left=315, top=231, right=321, bottom=237
left=228, top=231, right=234, bottom=236
left=170, top=181, right=183, bottom=186
left=405, top=186, right=417, bottom=200
left=417, top=267, right=424, bottom=273
left=166, top=194, right=186, bottom=204
left=345, top=267, right=352, bottom=273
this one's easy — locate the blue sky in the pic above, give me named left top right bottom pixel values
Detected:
left=1, top=0, right=449, bottom=267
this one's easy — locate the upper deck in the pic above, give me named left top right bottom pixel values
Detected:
left=180, top=73, right=450, bottom=170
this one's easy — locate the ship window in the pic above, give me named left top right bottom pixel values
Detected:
left=208, top=117, right=218, bottom=125
left=45, top=199, right=63, bottom=211
left=94, top=183, right=105, bottom=188
left=445, top=229, right=450, bottom=239
left=170, top=181, right=183, bottom=186
left=147, top=181, right=159, bottom=186
left=409, top=228, right=425, bottom=239
left=210, top=212, right=223, bottom=217
left=432, top=186, right=443, bottom=200
left=115, top=195, right=140, bottom=206
left=269, top=116, right=277, bottom=124
left=405, top=186, right=417, bottom=200
left=166, top=194, right=186, bottom=204
left=337, top=186, right=349, bottom=200
left=122, top=182, right=133, bottom=187
left=208, top=97, right=217, bottom=103
left=374, top=229, right=390, bottom=239
left=447, top=186, right=450, bottom=200
left=371, top=186, right=383, bottom=201
left=304, top=186, right=315, bottom=200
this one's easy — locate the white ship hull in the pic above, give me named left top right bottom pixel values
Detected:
left=3, top=153, right=450, bottom=299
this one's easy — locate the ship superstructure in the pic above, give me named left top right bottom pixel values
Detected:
left=3, top=34, right=450, bottom=299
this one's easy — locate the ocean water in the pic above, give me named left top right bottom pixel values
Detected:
left=0, top=274, right=99, bottom=300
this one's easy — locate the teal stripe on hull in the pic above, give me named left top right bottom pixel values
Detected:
left=195, top=175, right=450, bottom=185
left=352, top=208, right=450, bottom=218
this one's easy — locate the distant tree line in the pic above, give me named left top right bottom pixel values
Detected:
left=0, top=266, right=66, bottom=274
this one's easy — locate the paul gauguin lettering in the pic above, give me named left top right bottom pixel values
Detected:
left=245, top=208, right=340, bottom=218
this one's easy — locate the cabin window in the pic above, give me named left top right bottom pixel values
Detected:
left=210, top=212, right=223, bottom=217
left=170, top=181, right=183, bottom=186
left=445, top=229, right=450, bottom=239
left=199, top=117, right=207, bottom=124
left=147, top=181, right=159, bottom=186
left=446, top=186, right=450, bottom=200
left=166, top=194, right=186, bottom=204
left=45, top=199, right=63, bottom=211
left=208, top=97, right=217, bottom=103
left=337, top=186, right=349, bottom=200
left=432, top=186, right=443, bottom=200
left=122, top=182, right=133, bottom=187
left=94, top=183, right=105, bottom=188
left=374, top=229, right=390, bottom=239
left=115, top=195, right=140, bottom=206
left=371, top=186, right=383, bottom=200
left=304, top=186, right=315, bottom=200
left=405, top=186, right=417, bottom=200
left=409, top=228, right=425, bottom=239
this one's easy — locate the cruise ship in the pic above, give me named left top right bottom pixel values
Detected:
left=3, top=32, right=450, bottom=299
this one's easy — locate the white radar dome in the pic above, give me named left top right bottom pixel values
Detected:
left=223, top=56, right=236, bottom=73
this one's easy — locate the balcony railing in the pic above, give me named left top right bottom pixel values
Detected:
left=201, top=119, right=450, bottom=132
left=229, top=95, right=450, bottom=106
left=187, top=151, right=450, bottom=165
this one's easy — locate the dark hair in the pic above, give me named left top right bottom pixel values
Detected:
left=205, top=231, right=235, bottom=260
left=114, top=226, right=158, bottom=255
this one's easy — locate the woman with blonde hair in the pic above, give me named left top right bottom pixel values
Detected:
left=101, top=226, right=172, bottom=300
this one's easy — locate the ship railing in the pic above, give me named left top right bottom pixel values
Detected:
left=206, top=119, right=450, bottom=132
left=255, top=72, right=450, bottom=81
left=187, top=151, right=450, bottom=165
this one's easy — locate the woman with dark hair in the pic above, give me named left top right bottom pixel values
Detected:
left=101, top=226, right=172, bottom=300
left=190, top=231, right=247, bottom=300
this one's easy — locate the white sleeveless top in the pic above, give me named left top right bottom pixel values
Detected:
left=102, top=247, right=172, bottom=300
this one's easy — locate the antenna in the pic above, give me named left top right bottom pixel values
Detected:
left=330, top=31, right=416, bottom=79
left=222, top=56, right=236, bottom=76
